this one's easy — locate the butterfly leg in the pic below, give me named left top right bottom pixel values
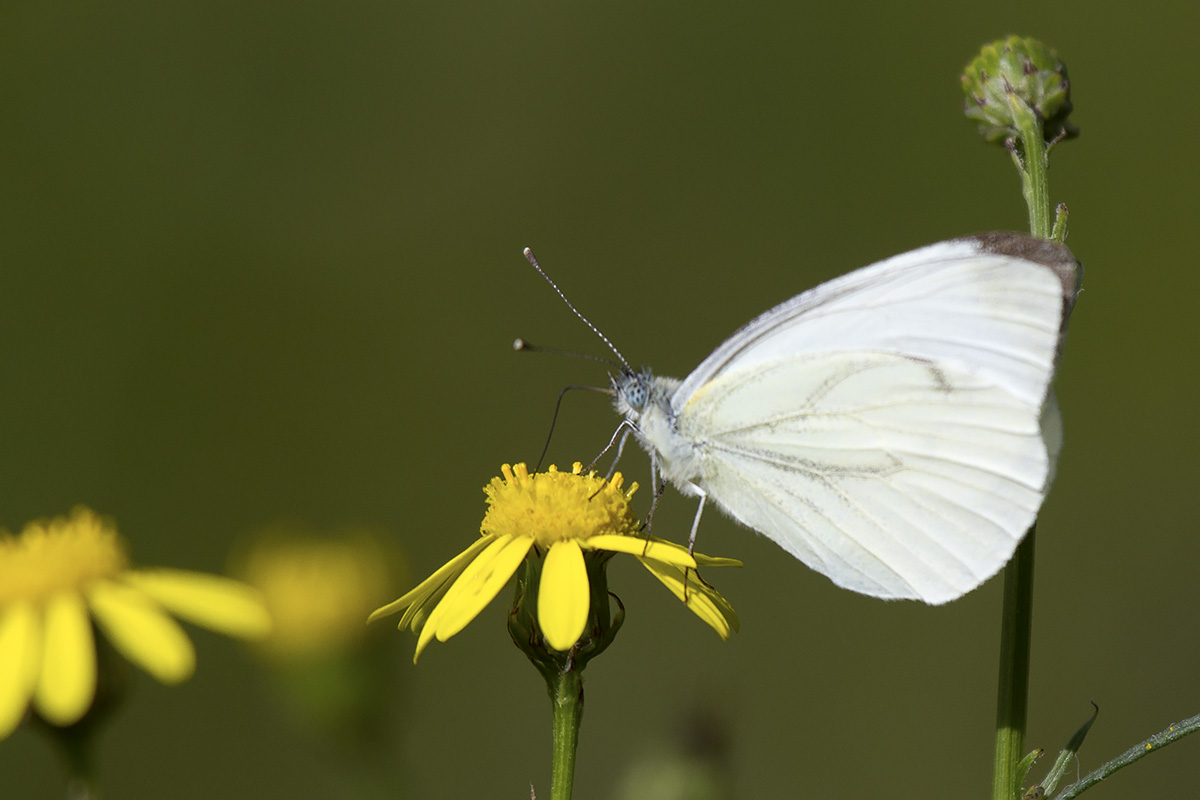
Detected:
left=603, top=425, right=633, bottom=480
left=587, top=424, right=636, bottom=503
left=685, top=487, right=707, bottom=555
left=676, top=486, right=709, bottom=602
left=638, top=453, right=672, bottom=560
left=590, top=419, right=637, bottom=477
left=642, top=452, right=669, bottom=532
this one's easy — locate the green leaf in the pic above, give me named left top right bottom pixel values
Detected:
left=1035, top=702, right=1099, bottom=797
left=1016, top=747, right=1044, bottom=792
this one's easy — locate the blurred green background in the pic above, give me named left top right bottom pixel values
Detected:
left=3, top=1, right=1199, bottom=798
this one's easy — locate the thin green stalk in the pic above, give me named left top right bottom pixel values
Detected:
left=549, top=667, right=584, bottom=800
left=992, top=527, right=1036, bottom=800
left=1017, top=122, right=1053, bottom=239
left=993, top=99, right=1053, bottom=800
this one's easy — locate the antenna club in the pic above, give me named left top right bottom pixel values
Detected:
left=519, top=245, right=633, bottom=372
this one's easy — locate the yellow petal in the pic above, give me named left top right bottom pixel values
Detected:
left=584, top=534, right=696, bottom=568
left=33, top=592, right=96, bottom=726
left=0, top=602, right=41, bottom=739
left=88, top=581, right=195, bottom=684
left=413, top=535, right=518, bottom=662
left=368, top=534, right=496, bottom=626
left=538, top=541, right=589, bottom=652
left=692, top=553, right=743, bottom=568
left=120, top=569, right=271, bottom=640
left=639, top=559, right=740, bottom=640
left=432, top=534, right=533, bottom=643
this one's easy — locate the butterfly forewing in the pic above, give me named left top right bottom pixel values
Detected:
left=671, top=235, right=1075, bottom=413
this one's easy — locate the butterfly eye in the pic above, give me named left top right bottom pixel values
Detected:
left=622, top=376, right=649, bottom=411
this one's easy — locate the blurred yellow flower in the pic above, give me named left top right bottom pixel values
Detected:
left=370, top=463, right=740, bottom=662
left=235, top=527, right=396, bottom=659
left=0, top=507, right=272, bottom=739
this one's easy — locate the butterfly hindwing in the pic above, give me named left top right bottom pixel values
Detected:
left=677, top=351, right=1047, bottom=602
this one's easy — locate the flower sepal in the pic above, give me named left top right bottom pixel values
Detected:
left=507, top=549, right=625, bottom=683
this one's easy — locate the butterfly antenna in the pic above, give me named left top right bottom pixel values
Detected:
left=523, top=247, right=632, bottom=373
left=512, top=338, right=622, bottom=371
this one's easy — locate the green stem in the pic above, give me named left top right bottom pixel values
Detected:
left=992, top=527, right=1036, bottom=800
left=549, top=667, right=584, bottom=800
left=1017, top=122, right=1053, bottom=239
left=993, top=104, right=1053, bottom=800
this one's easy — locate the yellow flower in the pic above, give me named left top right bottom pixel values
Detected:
left=234, top=525, right=398, bottom=659
left=0, top=507, right=272, bottom=739
left=369, top=463, right=740, bottom=662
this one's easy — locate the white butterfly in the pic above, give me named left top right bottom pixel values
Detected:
left=528, top=233, right=1080, bottom=604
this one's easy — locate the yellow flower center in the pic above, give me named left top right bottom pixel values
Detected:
left=481, top=463, right=640, bottom=548
left=0, top=507, right=128, bottom=605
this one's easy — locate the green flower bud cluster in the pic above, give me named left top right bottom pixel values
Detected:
left=962, top=36, right=1077, bottom=147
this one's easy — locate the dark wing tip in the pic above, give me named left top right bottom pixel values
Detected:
left=964, top=232, right=1082, bottom=369
left=963, top=231, right=1082, bottom=311
left=966, top=230, right=1075, bottom=269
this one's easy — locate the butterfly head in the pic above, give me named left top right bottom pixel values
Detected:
left=612, top=369, right=654, bottom=420
left=612, top=369, right=681, bottom=425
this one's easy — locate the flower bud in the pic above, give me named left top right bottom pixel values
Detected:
left=962, top=36, right=1077, bottom=146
